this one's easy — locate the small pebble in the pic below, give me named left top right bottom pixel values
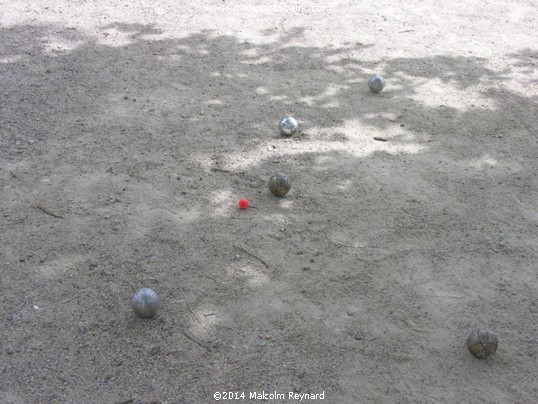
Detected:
left=256, top=338, right=267, bottom=347
left=149, top=346, right=161, bottom=356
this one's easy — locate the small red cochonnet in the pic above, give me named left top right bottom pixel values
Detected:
left=238, top=198, right=249, bottom=209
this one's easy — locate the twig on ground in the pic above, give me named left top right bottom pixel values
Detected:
left=373, top=137, right=388, bottom=142
left=186, top=301, right=207, bottom=328
left=35, top=203, right=64, bottom=219
left=210, top=167, right=232, bottom=173
left=330, top=239, right=359, bottom=248
left=180, top=329, right=212, bottom=352
left=233, top=244, right=270, bottom=268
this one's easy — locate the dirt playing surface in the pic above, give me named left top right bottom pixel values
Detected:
left=1, top=1, right=537, bottom=403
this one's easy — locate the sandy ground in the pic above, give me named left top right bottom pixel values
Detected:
left=1, top=1, right=537, bottom=403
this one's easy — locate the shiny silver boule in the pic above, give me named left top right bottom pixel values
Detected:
left=278, top=115, right=299, bottom=136
left=466, top=328, right=498, bottom=359
left=131, top=287, right=160, bottom=318
left=368, top=75, right=385, bottom=93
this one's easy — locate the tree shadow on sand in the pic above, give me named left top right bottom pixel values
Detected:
left=1, top=23, right=537, bottom=403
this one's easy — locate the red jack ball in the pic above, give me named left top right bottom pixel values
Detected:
left=238, top=198, right=249, bottom=209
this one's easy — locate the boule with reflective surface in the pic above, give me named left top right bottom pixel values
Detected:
left=131, top=287, right=160, bottom=318
left=466, top=328, right=498, bottom=359
left=278, top=115, right=299, bottom=136
left=268, top=172, right=291, bottom=197
left=368, top=75, right=385, bottom=93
